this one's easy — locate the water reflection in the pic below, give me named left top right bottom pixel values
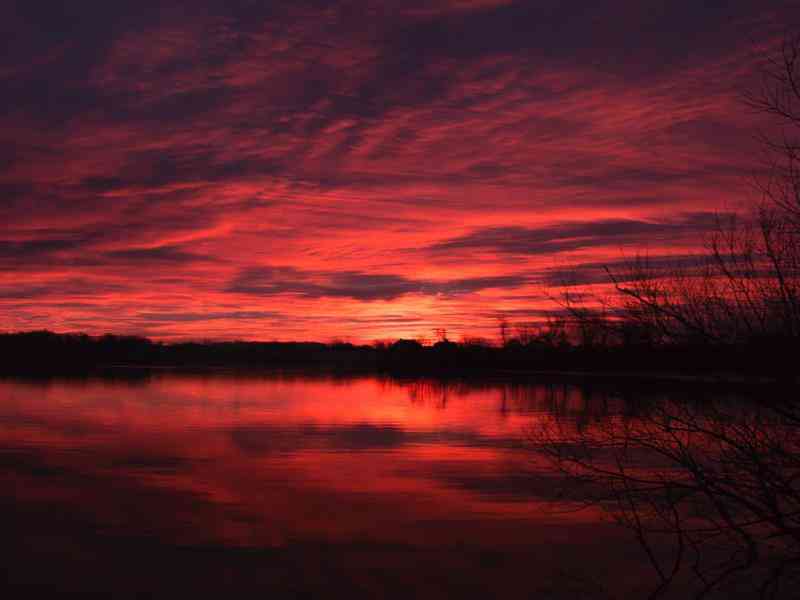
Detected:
left=533, top=388, right=800, bottom=599
left=0, top=373, right=774, bottom=598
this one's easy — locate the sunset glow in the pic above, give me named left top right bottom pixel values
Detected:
left=2, top=1, right=794, bottom=341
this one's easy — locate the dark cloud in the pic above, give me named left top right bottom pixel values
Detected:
left=0, top=237, right=89, bottom=260
left=0, top=279, right=130, bottom=300
left=375, top=0, right=786, bottom=85
left=102, top=246, right=216, bottom=265
left=136, top=310, right=281, bottom=323
left=539, top=252, right=747, bottom=287
left=227, top=267, right=529, bottom=301
left=431, top=212, right=730, bottom=256
left=75, top=149, right=282, bottom=194
left=0, top=233, right=216, bottom=271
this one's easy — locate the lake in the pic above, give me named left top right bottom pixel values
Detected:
left=0, top=371, right=772, bottom=598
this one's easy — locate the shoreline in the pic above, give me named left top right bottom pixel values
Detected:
left=2, top=363, right=795, bottom=387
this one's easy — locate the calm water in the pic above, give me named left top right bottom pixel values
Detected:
left=0, top=372, right=747, bottom=598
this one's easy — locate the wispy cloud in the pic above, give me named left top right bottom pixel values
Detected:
left=0, top=1, right=791, bottom=340
left=429, top=213, right=730, bottom=256
left=228, top=266, right=529, bottom=301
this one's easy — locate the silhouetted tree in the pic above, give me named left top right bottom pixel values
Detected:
left=534, top=394, right=800, bottom=599
left=536, top=33, right=800, bottom=378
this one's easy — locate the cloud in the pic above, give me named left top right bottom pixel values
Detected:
left=227, top=266, right=529, bottom=301
left=0, top=279, right=131, bottom=300
left=430, top=212, right=730, bottom=256
left=537, top=251, right=756, bottom=287
left=135, top=310, right=282, bottom=323
left=101, top=246, right=217, bottom=265
left=0, top=237, right=90, bottom=261
left=0, top=0, right=791, bottom=340
left=538, top=255, right=711, bottom=287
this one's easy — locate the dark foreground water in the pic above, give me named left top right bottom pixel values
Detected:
left=0, top=372, right=766, bottom=598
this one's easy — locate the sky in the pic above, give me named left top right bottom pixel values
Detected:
left=1, top=0, right=796, bottom=342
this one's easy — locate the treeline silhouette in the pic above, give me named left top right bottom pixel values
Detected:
left=0, top=327, right=795, bottom=381
left=0, top=330, right=376, bottom=374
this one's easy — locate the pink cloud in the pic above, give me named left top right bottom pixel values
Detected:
left=1, top=2, right=792, bottom=341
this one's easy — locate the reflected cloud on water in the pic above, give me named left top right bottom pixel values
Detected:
left=0, top=372, right=780, bottom=598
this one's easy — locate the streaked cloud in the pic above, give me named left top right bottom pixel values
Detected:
left=1, top=1, right=793, bottom=340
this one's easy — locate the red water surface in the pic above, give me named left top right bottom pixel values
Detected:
left=0, top=372, right=653, bottom=598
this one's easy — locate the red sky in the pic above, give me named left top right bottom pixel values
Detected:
left=1, top=1, right=796, bottom=342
